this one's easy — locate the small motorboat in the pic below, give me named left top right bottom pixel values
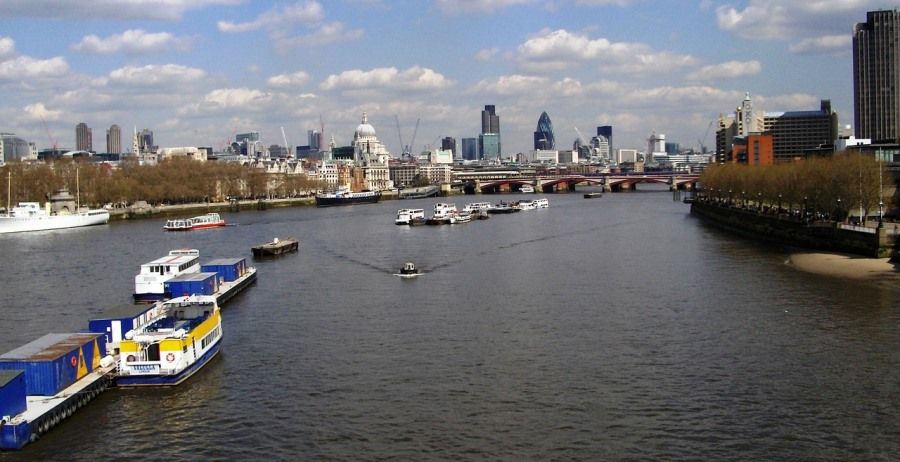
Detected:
left=397, top=261, right=420, bottom=278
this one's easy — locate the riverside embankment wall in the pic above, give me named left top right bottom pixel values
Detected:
left=690, top=201, right=897, bottom=259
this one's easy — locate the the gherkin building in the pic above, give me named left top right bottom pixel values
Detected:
left=533, top=111, right=555, bottom=150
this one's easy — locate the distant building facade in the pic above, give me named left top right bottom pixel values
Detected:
left=441, top=137, right=457, bottom=159
left=461, top=137, right=478, bottom=160
left=480, top=105, right=500, bottom=158
left=533, top=112, right=555, bottom=150
left=1, top=133, right=36, bottom=162
left=76, top=122, right=92, bottom=152
left=597, top=126, right=613, bottom=153
left=853, top=9, right=900, bottom=143
left=106, top=124, right=121, bottom=154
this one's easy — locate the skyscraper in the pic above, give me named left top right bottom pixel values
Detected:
left=854, top=9, right=900, bottom=143
left=75, top=122, right=92, bottom=152
left=480, top=105, right=501, bottom=158
left=441, top=137, right=457, bottom=159
left=533, top=112, right=555, bottom=150
left=597, top=126, right=612, bottom=153
left=106, top=124, right=121, bottom=154
left=461, top=137, right=477, bottom=160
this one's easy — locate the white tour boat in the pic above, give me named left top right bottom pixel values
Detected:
left=395, top=208, right=426, bottom=225
left=450, top=210, right=473, bottom=224
left=0, top=172, right=109, bottom=234
left=520, top=185, right=535, bottom=193
left=133, top=249, right=202, bottom=302
left=517, top=200, right=537, bottom=210
left=427, top=203, right=457, bottom=225
left=163, top=212, right=225, bottom=231
left=116, top=295, right=222, bottom=387
left=534, top=198, right=550, bottom=208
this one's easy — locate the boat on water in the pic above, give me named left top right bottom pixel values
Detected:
left=520, top=185, right=535, bottom=193
left=584, top=192, right=603, bottom=199
left=534, top=198, right=550, bottom=208
left=398, top=185, right=439, bottom=199
left=463, top=202, right=493, bottom=213
left=133, top=249, right=201, bottom=303
left=517, top=200, right=537, bottom=210
left=397, top=261, right=420, bottom=278
left=163, top=212, right=225, bottom=231
left=427, top=203, right=457, bottom=225
left=488, top=202, right=521, bottom=214
left=315, top=187, right=381, bottom=207
left=0, top=173, right=109, bottom=234
left=395, top=208, right=426, bottom=225
left=252, top=237, right=299, bottom=257
left=116, top=295, right=222, bottom=387
left=450, top=210, right=473, bottom=224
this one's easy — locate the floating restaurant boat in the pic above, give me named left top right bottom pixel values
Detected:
left=133, top=249, right=202, bottom=303
left=0, top=172, right=110, bottom=235
left=116, top=295, right=222, bottom=387
left=163, top=212, right=225, bottom=231
left=395, top=209, right=426, bottom=225
left=426, top=203, right=457, bottom=225
left=252, top=237, right=299, bottom=257
left=315, top=187, right=381, bottom=207
left=0, top=333, right=115, bottom=450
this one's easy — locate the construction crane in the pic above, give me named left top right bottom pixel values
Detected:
left=408, top=118, right=420, bottom=157
left=281, top=126, right=291, bottom=158
left=40, top=115, right=58, bottom=150
left=698, top=120, right=714, bottom=153
left=394, top=115, right=406, bottom=157
left=573, top=126, right=587, bottom=149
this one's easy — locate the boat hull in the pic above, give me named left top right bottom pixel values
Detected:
left=116, top=341, right=221, bottom=387
left=0, top=212, right=110, bottom=234
left=315, top=192, right=380, bottom=207
left=252, top=239, right=299, bottom=256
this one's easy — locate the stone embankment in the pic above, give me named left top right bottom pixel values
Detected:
left=690, top=200, right=898, bottom=260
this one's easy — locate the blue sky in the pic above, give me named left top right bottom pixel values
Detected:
left=0, top=0, right=891, bottom=156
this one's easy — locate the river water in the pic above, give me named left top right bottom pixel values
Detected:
left=1, top=188, right=898, bottom=461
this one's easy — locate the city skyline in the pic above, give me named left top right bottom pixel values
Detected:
left=0, top=1, right=888, bottom=156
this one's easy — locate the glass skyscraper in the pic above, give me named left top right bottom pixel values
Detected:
left=854, top=9, right=900, bottom=143
left=533, top=111, right=555, bottom=150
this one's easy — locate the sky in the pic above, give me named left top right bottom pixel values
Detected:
left=0, top=0, right=893, bottom=157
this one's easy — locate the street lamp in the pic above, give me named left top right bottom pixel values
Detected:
left=879, top=200, right=884, bottom=226
left=757, top=192, right=762, bottom=214
left=836, top=197, right=842, bottom=222
left=803, top=196, right=808, bottom=222
left=778, top=193, right=782, bottom=215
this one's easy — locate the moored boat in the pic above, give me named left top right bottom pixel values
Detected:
left=517, top=200, right=537, bottom=210
left=0, top=172, right=110, bottom=235
left=252, top=237, right=299, bottom=256
left=116, top=295, right=222, bottom=387
left=133, top=249, right=201, bottom=303
left=427, top=203, right=457, bottom=225
left=395, top=208, right=426, bottom=225
left=163, top=212, right=225, bottom=231
left=315, top=187, right=381, bottom=207
left=450, top=210, right=473, bottom=224
left=487, top=202, right=521, bottom=214
left=520, top=185, right=535, bottom=193
left=398, top=185, right=439, bottom=199
left=534, top=198, right=550, bottom=208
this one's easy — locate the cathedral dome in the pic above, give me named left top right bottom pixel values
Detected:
left=355, top=112, right=377, bottom=139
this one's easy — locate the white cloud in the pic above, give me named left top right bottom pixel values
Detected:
left=217, top=1, right=324, bottom=33
left=267, top=71, right=311, bottom=88
left=320, top=66, right=453, bottom=92
left=789, top=34, right=851, bottom=55
left=72, top=29, right=189, bottom=55
left=436, top=0, right=535, bottom=14
left=108, top=64, right=206, bottom=86
left=470, top=74, right=550, bottom=96
left=0, top=55, right=69, bottom=79
left=204, top=88, right=273, bottom=109
left=516, top=28, right=697, bottom=73
left=686, top=60, right=761, bottom=81
left=0, top=36, right=14, bottom=59
left=475, top=48, right=499, bottom=62
left=274, top=22, right=364, bottom=48
left=23, top=102, right=61, bottom=121
left=574, top=0, right=634, bottom=5
left=716, top=0, right=883, bottom=41
left=0, top=0, right=241, bottom=21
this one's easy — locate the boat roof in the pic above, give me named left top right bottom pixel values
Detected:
left=167, top=271, right=218, bottom=282
left=0, top=333, right=103, bottom=361
left=90, top=304, right=157, bottom=321
left=203, top=258, right=245, bottom=266
left=143, top=254, right=199, bottom=266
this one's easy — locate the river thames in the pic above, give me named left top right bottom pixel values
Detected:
left=0, top=188, right=898, bottom=461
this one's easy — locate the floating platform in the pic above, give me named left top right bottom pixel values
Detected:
left=252, top=238, right=299, bottom=257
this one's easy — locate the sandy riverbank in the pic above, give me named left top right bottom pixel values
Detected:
left=788, top=251, right=900, bottom=282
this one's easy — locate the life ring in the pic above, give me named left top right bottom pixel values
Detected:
left=70, top=356, right=77, bottom=367
left=126, top=355, right=136, bottom=362
left=166, top=353, right=175, bottom=362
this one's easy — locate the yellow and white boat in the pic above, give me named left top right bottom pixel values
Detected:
left=116, top=295, right=222, bottom=386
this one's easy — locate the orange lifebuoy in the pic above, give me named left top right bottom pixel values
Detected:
left=166, top=353, right=175, bottom=362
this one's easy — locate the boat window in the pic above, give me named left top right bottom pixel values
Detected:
left=147, top=343, right=161, bottom=361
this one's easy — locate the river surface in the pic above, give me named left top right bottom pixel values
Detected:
left=1, top=188, right=898, bottom=461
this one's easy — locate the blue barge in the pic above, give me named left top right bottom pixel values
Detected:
left=0, top=333, right=115, bottom=450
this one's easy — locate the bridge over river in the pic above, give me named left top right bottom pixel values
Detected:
left=465, top=173, right=700, bottom=194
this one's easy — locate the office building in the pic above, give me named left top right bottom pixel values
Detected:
left=597, top=126, right=612, bottom=153
left=853, top=9, right=900, bottom=143
left=461, top=137, right=478, bottom=161
left=1, top=133, right=34, bottom=162
left=76, top=122, right=92, bottom=152
left=533, top=112, right=555, bottom=150
left=479, top=133, right=500, bottom=160
left=106, top=124, right=121, bottom=154
left=441, top=137, right=457, bottom=159
left=481, top=105, right=499, bottom=134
